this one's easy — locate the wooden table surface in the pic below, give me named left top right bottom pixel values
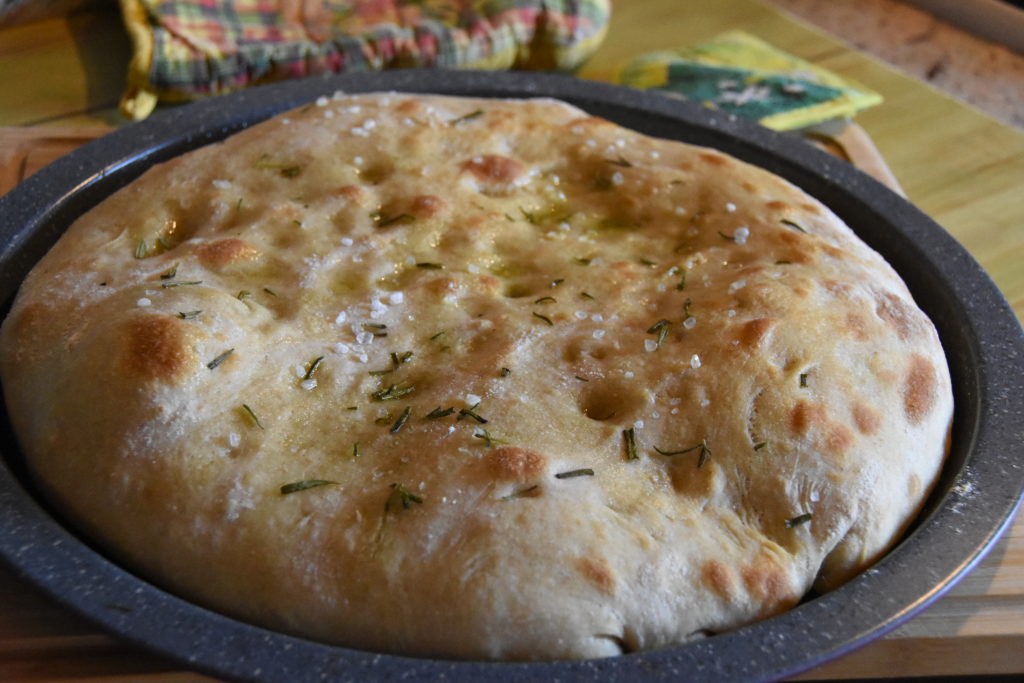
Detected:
left=1, top=0, right=1022, bottom=680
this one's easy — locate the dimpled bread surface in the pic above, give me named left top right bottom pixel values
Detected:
left=0, top=93, right=953, bottom=660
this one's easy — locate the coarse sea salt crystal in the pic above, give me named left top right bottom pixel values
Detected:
left=734, top=226, right=750, bottom=245
left=593, top=329, right=606, bottom=339
left=137, top=297, right=151, bottom=307
left=465, top=393, right=481, bottom=405
left=633, top=420, right=644, bottom=430
left=728, top=279, right=746, bottom=293
left=388, top=292, right=404, bottom=305
left=690, top=354, right=701, bottom=369
left=624, top=371, right=635, bottom=378
left=683, top=316, right=697, bottom=329
left=467, top=263, right=480, bottom=274
left=316, top=96, right=328, bottom=107
left=300, top=379, right=318, bottom=391
left=341, top=237, right=354, bottom=247
left=332, top=342, right=349, bottom=354
left=212, top=179, right=232, bottom=190
left=575, top=311, right=587, bottom=320
left=294, top=365, right=306, bottom=378
left=725, top=202, right=737, bottom=212
left=335, top=311, right=348, bottom=324
left=644, top=339, right=658, bottom=352
left=228, top=432, right=241, bottom=448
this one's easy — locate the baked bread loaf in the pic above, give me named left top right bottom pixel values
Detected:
left=0, top=93, right=953, bottom=660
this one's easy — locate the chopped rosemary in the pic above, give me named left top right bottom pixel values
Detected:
left=676, top=267, right=688, bottom=291
left=639, top=258, right=657, bottom=267
left=134, top=239, right=147, bottom=259
left=534, top=296, right=556, bottom=304
left=378, top=213, right=415, bottom=227
left=786, top=513, right=813, bottom=528
left=391, top=351, right=413, bottom=368
left=580, top=291, right=596, bottom=300
left=550, top=278, right=565, bottom=288
left=352, top=442, right=360, bottom=458
left=368, top=368, right=393, bottom=377
left=683, top=298, right=693, bottom=318
left=450, top=109, right=484, bottom=125
left=390, top=406, right=412, bottom=434
left=473, top=429, right=495, bottom=448
left=647, top=319, right=672, bottom=347
left=555, top=468, right=595, bottom=479
left=500, top=367, right=511, bottom=377
left=280, top=479, right=336, bottom=495
left=159, top=264, right=178, bottom=280
left=754, top=440, right=768, bottom=451
left=372, top=383, right=415, bottom=401
left=362, top=323, right=388, bottom=337
left=782, top=219, right=807, bottom=233
left=520, top=207, right=537, bottom=224
left=425, top=406, right=455, bottom=419
left=799, top=373, right=808, bottom=387
left=304, top=356, right=324, bottom=380
left=156, top=237, right=171, bottom=251
left=237, top=290, right=252, bottom=300
left=573, top=257, right=592, bottom=266
left=458, top=403, right=488, bottom=424
left=161, top=280, right=203, bottom=289
left=718, top=230, right=735, bottom=242
left=622, top=427, right=639, bottom=461
left=605, top=155, right=632, bottom=167
left=654, top=439, right=711, bottom=467
left=574, top=375, right=590, bottom=382
left=532, top=312, right=554, bottom=326
left=241, top=403, right=264, bottom=429
left=279, top=165, right=302, bottom=178
left=178, top=310, right=202, bottom=320
left=501, top=484, right=540, bottom=501
left=429, top=330, right=446, bottom=341
left=504, top=213, right=516, bottom=222
left=386, top=483, right=423, bottom=511
left=263, top=287, right=277, bottom=296
left=775, top=260, right=792, bottom=265
left=207, top=348, right=234, bottom=370
left=416, top=262, right=444, bottom=269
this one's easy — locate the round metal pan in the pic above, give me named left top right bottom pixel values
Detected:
left=1, top=70, right=1022, bottom=682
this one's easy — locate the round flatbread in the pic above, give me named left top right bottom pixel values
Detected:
left=0, top=93, right=952, bottom=660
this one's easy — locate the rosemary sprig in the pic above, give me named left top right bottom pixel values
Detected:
left=177, top=310, right=202, bottom=320
left=280, top=479, right=336, bottom=495
left=425, top=406, right=455, bottom=419
left=647, top=319, right=673, bottom=348
left=532, top=312, right=554, bottom=326
left=782, top=219, right=807, bottom=233
left=555, top=468, right=595, bottom=479
left=390, top=406, right=412, bottom=433
left=241, top=404, right=264, bottom=429
left=622, top=427, right=639, bottom=461
left=753, top=440, right=768, bottom=451
left=458, top=403, right=488, bottom=424
left=372, top=383, right=415, bottom=401
left=304, top=356, right=324, bottom=380
left=159, top=264, right=178, bottom=280
left=378, top=213, right=415, bottom=227
left=161, top=280, right=203, bottom=289
left=449, top=109, right=484, bottom=125
left=786, top=513, right=813, bottom=528
left=501, top=484, right=540, bottom=501
left=386, top=483, right=423, bottom=511
left=654, top=439, right=711, bottom=467
left=207, top=348, right=234, bottom=370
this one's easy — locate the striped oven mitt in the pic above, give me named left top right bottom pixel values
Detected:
left=118, top=0, right=611, bottom=119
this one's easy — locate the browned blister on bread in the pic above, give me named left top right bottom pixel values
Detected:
left=0, top=93, right=952, bottom=660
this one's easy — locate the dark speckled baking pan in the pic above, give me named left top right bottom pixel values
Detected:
left=1, top=70, right=1022, bottom=682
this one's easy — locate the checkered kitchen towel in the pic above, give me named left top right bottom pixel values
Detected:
left=119, top=0, right=611, bottom=119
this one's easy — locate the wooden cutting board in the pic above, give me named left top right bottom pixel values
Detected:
left=0, top=124, right=1021, bottom=681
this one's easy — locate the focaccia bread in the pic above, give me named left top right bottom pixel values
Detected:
left=0, top=93, right=952, bottom=660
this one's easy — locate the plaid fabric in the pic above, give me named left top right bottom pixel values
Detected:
left=119, top=0, right=611, bottom=118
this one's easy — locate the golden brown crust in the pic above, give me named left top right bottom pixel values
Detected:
left=0, top=93, right=952, bottom=661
